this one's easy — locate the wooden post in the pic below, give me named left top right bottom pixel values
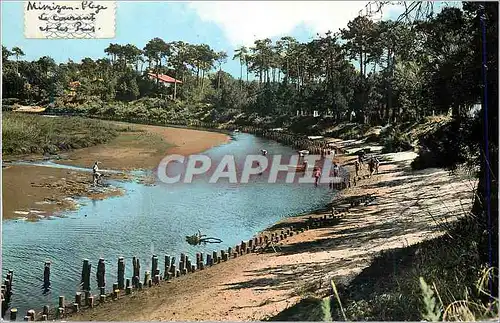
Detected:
left=100, top=287, right=105, bottom=296
left=58, top=296, right=65, bottom=309
left=81, top=259, right=91, bottom=292
left=125, top=278, right=130, bottom=289
left=72, top=303, right=79, bottom=313
left=164, top=255, right=171, bottom=279
left=118, top=257, right=125, bottom=290
left=41, top=315, right=47, bottom=321
left=170, top=264, right=176, bottom=278
left=10, top=308, right=17, bottom=321
left=206, top=255, right=212, bottom=267
left=126, top=286, right=132, bottom=295
left=220, top=250, right=226, bottom=261
left=151, top=255, right=158, bottom=279
left=56, top=308, right=64, bottom=319
left=96, top=258, right=105, bottom=289
left=100, top=295, right=106, bottom=303
left=113, top=289, right=119, bottom=300
left=143, top=271, right=151, bottom=287
left=43, top=261, right=50, bottom=290
left=212, top=251, right=218, bottom=264
left=112, top=282, right=118, bottom=292
left=27, top=310, right=35, bottom=321
left=169, top=256, right=176, bottom=274
left=42, top=305, right=49, bottom=316
left=75, top=292, right=82, bottom=306
left=88, top=296, right=94, bottom=308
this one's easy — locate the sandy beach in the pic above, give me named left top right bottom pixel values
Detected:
left=68, top=144, right=476, bottom=321
left=2, top=123, right=230, bottom=221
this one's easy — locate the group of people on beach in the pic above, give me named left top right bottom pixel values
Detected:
left=354, top=151, right=380, bottom=178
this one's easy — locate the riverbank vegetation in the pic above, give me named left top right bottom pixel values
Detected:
left=2, top=1, right=497, bottom=321
left=2, top=113, right=122, bottom=156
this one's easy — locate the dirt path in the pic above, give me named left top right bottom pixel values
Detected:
left=70, top=150, right=476, bottom=321
left=2, top=124, right=230, bottom=221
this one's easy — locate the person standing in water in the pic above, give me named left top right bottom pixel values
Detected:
left=313, top=167, right=321, bottom=187
left=92, top=161, right=102, bottom=185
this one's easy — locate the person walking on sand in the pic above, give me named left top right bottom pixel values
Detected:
left=368, top=157, right=376, bottom=177
left=354, top=159, right=360, bottom=177
left=92, top=161, right=102, bottom=186
left=373, top=156, right=380, bottom=174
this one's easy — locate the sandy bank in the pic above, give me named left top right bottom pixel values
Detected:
left=58, top=123, right=230, bottom=171
left=2, top=123, right=230, bottom=221
left=68, top=145, right=476, bottom=321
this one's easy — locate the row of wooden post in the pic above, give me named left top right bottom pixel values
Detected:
left=2, top=270, right=14, bottom=319
left=9, top=194, right=371, bottom=322
left=12, top=219, right=324, bottom=321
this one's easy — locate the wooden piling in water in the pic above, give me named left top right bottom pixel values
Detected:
left=206, top=255, right=212, bottom=267
left=81, top=259, right=91, bottom=292
left=212, top=251, right=218, bottom=264
left=43, top=261, right=50, bottom=290
left=72, top=303, right=79, bottom=313
left=96, top=258, right=106, bottom=289
left=126, top=286, right=132, bottom=295
left=112, top=282, right=118, bottom=292
left=9, top=309, right=17, bottom=321
left=125, top=278, right=130, bottom=289
left=42, top=305, right=49, bottom=317
left=58, top=296, right=65, bottom=309
left=41, top=315, right=47, bottom=321
left=118, top=257, right=125, bottom=290
left=100, top=295, right=106, bottom=304
left=100, top=287, right=105, bottom=296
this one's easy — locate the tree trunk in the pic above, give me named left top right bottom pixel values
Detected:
left=218, top=66, right=222, bottom=90
left=240, top=62, right=243, bottom=90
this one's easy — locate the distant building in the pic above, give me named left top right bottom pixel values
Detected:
left=147, top=72, right=183, bottom=99
left=147, top=73, right=183, bottom=87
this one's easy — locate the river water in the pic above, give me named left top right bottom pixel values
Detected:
left=2, top=132, right=334, bottom=315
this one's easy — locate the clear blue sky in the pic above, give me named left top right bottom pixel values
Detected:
left=1, top=1, right=455, bottom=78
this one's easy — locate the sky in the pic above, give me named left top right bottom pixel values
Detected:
left=1, top=1, right=453, bottom=78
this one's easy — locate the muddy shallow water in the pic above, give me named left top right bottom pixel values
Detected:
left=2, top=133, right=336, bottom=315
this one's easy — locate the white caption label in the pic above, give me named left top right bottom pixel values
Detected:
left=24, top=1, right=116, bottom=39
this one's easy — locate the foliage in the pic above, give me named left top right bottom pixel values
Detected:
left=2, top=112, right=119, bottom=156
